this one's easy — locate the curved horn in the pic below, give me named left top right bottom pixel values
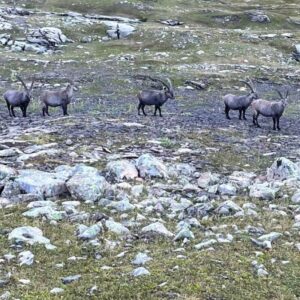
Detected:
left=240, top=80, right=255, bottom=93
left=16, top=75, right=29, bottom=93
left=29, top=77, right=35, bottom=92
left=276, top=90, right=284, bottom=99
left=285, top=90, right=289, bottom=98
left=166, top=78, right=173, bottom=92
left=141, top=75, right=170, bottom=91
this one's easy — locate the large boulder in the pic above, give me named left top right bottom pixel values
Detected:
left=215, top=200, right=243, bottom=216
left=27, top=27, right=71, bottom=48
left=197, top=172, right=220, bottom=189
left=15, top=169, right=67, bottom=198
left=106, top=160, right=138, bottom=181
left=249, top=183, right=278, bottom=200
left=246, top=11, right=270, bottom=23
left=0, top=164, right=17, bottom=180
left=8, top=226, right=52, bottom=247
left=136, top=154, right=168, bottom=179
left=267, top=157, right=300, bottom=181
left=66, top=165, right=108, bottom=202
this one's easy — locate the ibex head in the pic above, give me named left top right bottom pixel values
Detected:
left=276, top=89, right=289, bottom=107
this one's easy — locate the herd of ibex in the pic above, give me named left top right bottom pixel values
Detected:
left=2, top=75, right=290, bottom=130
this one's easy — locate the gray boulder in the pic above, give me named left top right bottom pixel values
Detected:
left=15, top=169, right=67, bottom=198
left=197, top=172, right=220, bottom=189
left=0, top=164, right=17, bottom=180
left=105, top=220, right=130, bottom=235
left=106, top=160, right=138, bottom=181
left=218, top=183, right=237, bottom=196
left=249, top=183, right=278, bottom=200
left=136, top=154, right=168, bottom=179
left=292, top=191, right=300, bottom=203
left=215, top=200, right=243, bottom=216
left=27, top=27, right=70, bottom=48
left=246, top=11, right=270, bottom=23
left=66, top=165, right=108, bottom=202
left=8, top=226, right=52, bottom=247
left=267, top=157, right=300, bottom=181
left=77, top=224, right=102, bottom=240
left=141, top=222, right=173, bottom=238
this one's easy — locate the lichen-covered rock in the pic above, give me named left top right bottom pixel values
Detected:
left=15, top=169, right=67, bottom=198
left=8, top=226, right=52, bottom=247
left=141, top=222, right=173, bottom=238
left=215, top=200, right=243, bottom=216
left=292, top=191, right=300, bottom=203
left=246, top=11, right=271, bottom=23
left=105, top=220, right=130, bottom=235
left=0, top=164, right=17, bottom=180
left=76, top=224, right=102, bottom=240
left=66, top=165, right=108, bottom=202
left=22, top=206, right=66, bottom=221
left=197, top=172, right=220, bottom=189
left=267, top=157, right=300, bottom=181
left=218, top=183, right=237, bottom=196
left=249, top=183, right=278, bottom=200
left=106, top=160, right=138, bottom=181
left=136, top=154, right=168, bottom=178
left=27, top=27, right=71, bottom=47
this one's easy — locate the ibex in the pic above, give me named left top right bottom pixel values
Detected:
left=223, top=79, right=258, bottom=120
left=252, top=90, right=289, bottom=131
left=137, top=76, right=174, bottom=117
left=3, top=75, right=35, bottom=117
left=41, top=82, right=74, bottom=116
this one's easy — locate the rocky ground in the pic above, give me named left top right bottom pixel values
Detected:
left=0, top=1, right=300, bottom=299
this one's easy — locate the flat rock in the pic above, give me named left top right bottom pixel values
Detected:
left=66, top=165, right=108, bottom=202
left=15, top=169, right=67, bottom=198
left=136, top=154, right=168, bottom=179
left=131, top=267, right=150, bottom=277
left=105, top=220, right=130, bottom=235
left=249, top=183, right=278, bottom=200
left=106, top=160, right=138, bottom=181
left=8, top=226, right=52, bottom=247
left=141, top=222, right=174, bottom=238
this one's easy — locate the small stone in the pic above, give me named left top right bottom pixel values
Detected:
left=131, top=267, right=150, bottom=277
left=105, top=220, right=130, bottom=235
left=61, top=274, right=81, bottom=284
left=141, top=222, right=174, bottom=238
left=18, top=251, right=34, bottom=266
left=195, top=239, right=217, bottom=250
left=132, top=252, right=152, bottom=265
left=50, top=288, right=64, bottom=295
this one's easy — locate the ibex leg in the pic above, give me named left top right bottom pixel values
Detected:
left=11, top=106, right=16, bottom=118
left=158, top=106, right=162, bottom=117
left=154, top=106, right=158, bottom=116
left=243, top=109, right=247, bottom=120
left=141, top=105, right=147, bottom=116
left=255, top=113, right=261, bottom=128
left=6, top=101, right=12, bottom=117
left=62, top=104, right=68, bottom=116
left=21, top=104, right=27, bottom=117
left=138, top=103, right=142, bottom=115
left=225, top=105, right=230, bottom=120
left=277, top=117, right=281, bottom=131
left=272, top=117, right=276, bottom=130
left=239, top=109, right=242, bottom=120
